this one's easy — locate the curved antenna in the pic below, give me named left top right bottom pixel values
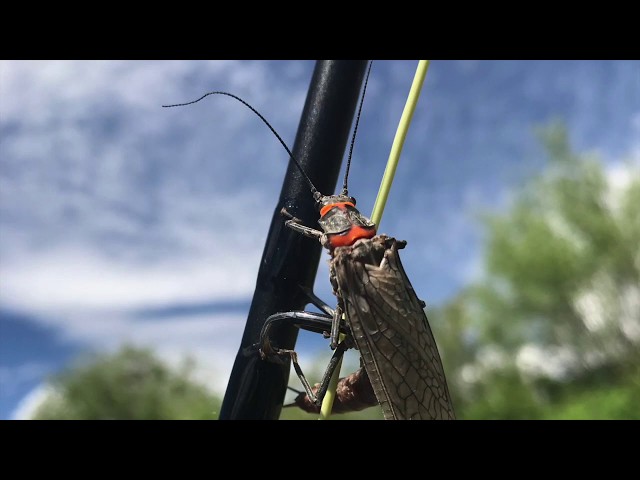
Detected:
left=341, top=61, right=373, bottom=196
left=163, top=91, right=319, bottom=196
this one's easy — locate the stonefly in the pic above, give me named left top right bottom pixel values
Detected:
left=164, top=62, right=455, bottom=420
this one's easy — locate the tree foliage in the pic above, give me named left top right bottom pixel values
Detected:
left=32, top=345, right=221, bottom=420
left=432, top=121, right=640, bottom=419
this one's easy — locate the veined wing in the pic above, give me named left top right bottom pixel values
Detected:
left=332, top=235, right=455, bottom=420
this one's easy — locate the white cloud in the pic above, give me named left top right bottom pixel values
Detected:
left=0, top=61, right=251, bottom=123
left=0, top=245, right=260, bottom=398
left=0, top=247, right=258, bottom=313
left=10, top=383, right=55, bottom=420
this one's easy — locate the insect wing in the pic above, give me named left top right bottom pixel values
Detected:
left=332, top=235, right=456, bottom=420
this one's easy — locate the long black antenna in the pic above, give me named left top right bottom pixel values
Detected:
left=163, top=91, right=319, bottom=197
left=341, top=61, right=373, bottom=196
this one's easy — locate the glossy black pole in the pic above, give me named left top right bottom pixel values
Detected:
left=219, top=60, right=369, bottom=419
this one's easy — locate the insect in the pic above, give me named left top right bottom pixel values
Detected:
left=164, top=62, right=455, bottom=419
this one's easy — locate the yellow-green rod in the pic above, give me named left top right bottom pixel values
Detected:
left=319, top=60, right=430, bottom=419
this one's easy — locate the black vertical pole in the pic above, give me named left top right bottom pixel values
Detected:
left=219, top=60, right=369, bottom=420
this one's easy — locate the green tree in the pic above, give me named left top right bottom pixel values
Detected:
left=32, top=345, right=222, bottom=420
left=432, top=121, right=640, bottom=419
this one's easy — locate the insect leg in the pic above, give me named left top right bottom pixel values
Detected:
left=299, top=285, right=335, bottom=317
left=329, top=303, right=345, bottom=349
left=284, top=222, right=323, bottom=240
left=280, top=208, right=326, bottom=241
left=257, top=309, right=350, bottom=407
left=285, top=220, right=323, bottom=240
left=258, top=311, right=334, bottom=359
left=292, top=340, right=349, bottom=406
left=257, top=311, right=351, bottom=358
left=328, top=262, right=345, bottom=349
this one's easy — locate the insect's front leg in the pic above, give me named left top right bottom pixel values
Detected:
left=280, top=208, right=332, bottom=248
left=280, top=208, right=322, bottom=239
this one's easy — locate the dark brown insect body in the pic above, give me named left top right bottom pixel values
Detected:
left=287, top=232, right=455, bottom=419
left=257, top=190, right=456, bottom=419
left=332, top=235, right=455, bottom=419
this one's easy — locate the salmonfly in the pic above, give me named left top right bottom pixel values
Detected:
left=164, top=61, right=455, bottom=420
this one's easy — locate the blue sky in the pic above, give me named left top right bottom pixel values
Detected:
left=1, top=60, right=638, bottom=419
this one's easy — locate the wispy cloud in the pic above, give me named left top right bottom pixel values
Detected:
left=10, top=383, right=55, bottom=420
left=1, top=246, right=259, bottom=313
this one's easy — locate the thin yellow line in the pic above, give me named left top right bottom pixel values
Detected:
left=319, top=60, right=431, bottom=419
